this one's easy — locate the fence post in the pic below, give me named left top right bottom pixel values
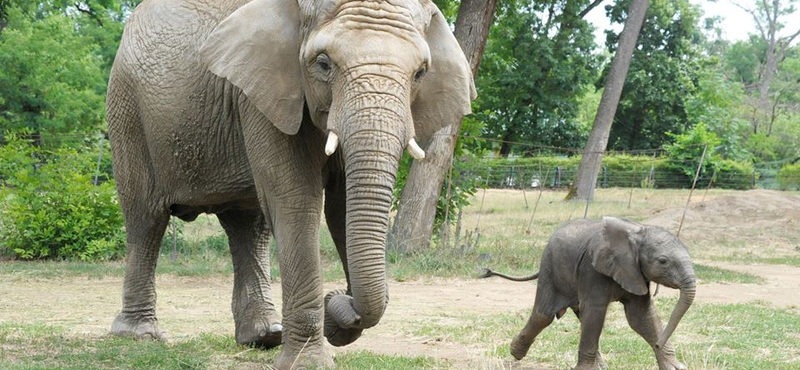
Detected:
left=93, top=134, right=105, bottom=186
left=602, top=165, right=607, bottom=188
left=525, top=167, right=551, bottom=235
left=627, top=166, right=636, bottom=209
left=555, top=166, right=562, bottom=187
left=170, top=216, right=178, bottom=262
left=520, top=166, right=529, bottom=208
left=677, top=144, right=707, bottom=237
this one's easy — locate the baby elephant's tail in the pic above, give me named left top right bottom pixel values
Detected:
left=478, top=268, right=539, bottom=282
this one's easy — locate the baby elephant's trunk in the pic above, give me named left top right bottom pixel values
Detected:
left=656, top=281, right=696, bottom=348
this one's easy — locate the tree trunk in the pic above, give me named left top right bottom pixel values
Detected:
left=387, top=0, right=497, bottom=254
left=570, top=0, right=649, bottom=201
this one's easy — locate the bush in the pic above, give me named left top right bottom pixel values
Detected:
left=0, top=136, right=125, bottom=260
left=777, top=162, right=800, bottom=190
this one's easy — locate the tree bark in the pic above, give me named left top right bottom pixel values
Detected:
left=570, top=0, right=649, bottom=201
left=387, top=0, right=497, bottom=254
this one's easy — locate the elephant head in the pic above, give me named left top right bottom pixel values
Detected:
left=591, top=217, right=696, bottom=349
left=200, top=0, right=475, bottom=345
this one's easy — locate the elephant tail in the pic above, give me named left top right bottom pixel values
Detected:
left=478, top=268, right=539, bottom=282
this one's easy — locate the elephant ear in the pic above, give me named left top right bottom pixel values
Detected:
left=589, top=217, right=649, bottom=296
left=200, top=0, right=303, bottom=135
left=411, top=4, right=477, bottom=142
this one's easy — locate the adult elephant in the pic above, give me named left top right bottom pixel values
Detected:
left=105, top=0, right=475, bottom=368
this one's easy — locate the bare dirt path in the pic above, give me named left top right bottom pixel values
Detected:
left=2, top=264, right=799, bottom=368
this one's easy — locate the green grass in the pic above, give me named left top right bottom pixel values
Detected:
left=408, top=300, right=800, bottom=369
left=694, top=263, right=765, bottom=284
left=0, top=324, right=443, bottom=370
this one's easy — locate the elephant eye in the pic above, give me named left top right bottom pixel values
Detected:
left=414, top=65, right=427, bottom=81
left=316, top=53, right=332, bottom=72
left=658, top=257, right=668, bottom=265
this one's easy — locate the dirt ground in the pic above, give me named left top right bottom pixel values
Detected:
left=1, top=190, right=799, bottom=368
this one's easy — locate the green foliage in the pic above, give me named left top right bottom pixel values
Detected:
left=0, top=135, right=124, bottom=260
left=777, top=162, right=800, bottom=190
left=685, top=60, right=751, bottom=160
left=664, top=123, right=720, bottom=179
left=605, top=0, right=704, bottom=150
left=474, top=0, right=599, bottom=156
left=0, top=7, right=106, bottom=139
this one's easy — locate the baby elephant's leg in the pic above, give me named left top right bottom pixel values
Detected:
left=622, top=296, right=687, bottom=370
left=573, top=303, right=609, bottom=370
left=510, top=308, right=554, bottom=360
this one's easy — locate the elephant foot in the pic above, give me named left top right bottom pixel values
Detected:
left=574, top=353, right=606, bottom=370
left=657, top=355, right=687, bottom=370
left=274, top=341, right=334, bottom=370
left=573, top=363, right=603, bottom=370
left=323, top=289, right=363, bottom=347
left=111, top=313, right=166, bottom=340
left=234, top=308, right=283, bottom=349
left=510, top=334, right=533, bottom=360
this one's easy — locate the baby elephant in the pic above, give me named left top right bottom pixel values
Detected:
left=482, top=217, right=696, bottom=370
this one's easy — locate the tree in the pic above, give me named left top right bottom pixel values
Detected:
left=0, top=1, right=141, bottom=144
left=0, top=7, right=107, bottom=143
left=475, top=0, right=601, bottom=157
left=732, top=0, right=800, bottom=135
left=570, top=0, right=650, bottom=200
left=388, top=0, right=498, bottom=254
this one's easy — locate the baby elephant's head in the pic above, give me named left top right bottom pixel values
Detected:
left=592, top=217, right=696, bottom=349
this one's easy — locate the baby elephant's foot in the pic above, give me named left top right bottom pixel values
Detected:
left=510, top=334, right=533, bottom=360
left=657, top=356, right=687, bottom=370
left=235, top=309, right=282, bottom=349
left=111, top=313, right=166, bottom=340
left=573, top=363, right=603, bottom=370
left=574, top=353, right=606, bottom=370
left=274, top=341, right=334, bottom=370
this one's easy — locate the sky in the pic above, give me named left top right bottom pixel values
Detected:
left=583, top=0, right=800, bottom=46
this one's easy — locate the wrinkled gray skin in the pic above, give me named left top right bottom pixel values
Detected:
left=482, top=217, right=696, bottom=370
left=105, top=0, right=474, bottom=368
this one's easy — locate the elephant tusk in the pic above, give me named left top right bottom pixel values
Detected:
left=325, top=132, right=339, bottom=156
left=407, top=138, right=425, bottom=160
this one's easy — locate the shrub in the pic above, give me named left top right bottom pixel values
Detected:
left=777, top=162, right=800, bottom=190
left=0, top=136, right=125, bottom=260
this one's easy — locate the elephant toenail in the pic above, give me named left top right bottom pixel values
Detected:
left=270, top=324, right=283, bottom=332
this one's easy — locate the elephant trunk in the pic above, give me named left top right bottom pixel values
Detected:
left=656, top=275, right=696, bottom=349
left=324, top=90, right=407, bottom=345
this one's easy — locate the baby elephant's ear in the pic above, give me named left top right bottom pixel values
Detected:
left=590, top=217, right=649, bottom=296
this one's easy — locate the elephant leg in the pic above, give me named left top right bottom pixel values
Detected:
left=268, top=195, right=333, bottom=370
left=510, top=307, right=554, bottom=360
left=111, top=205, right=170, bottom=340
left=623, top=296, right=687, bottom=370
left=571, top=306, right=607, bottom=370
left=573, top=304, right=609, bottom=370
left=322, top=171, right=364, bottom=346
left=218, top=209, right=282, bottom=348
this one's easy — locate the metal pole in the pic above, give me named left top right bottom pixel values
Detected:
left=701, top=168, right=717, bottom=202
left=627, top=167, right=636, bottom=209
left=525, top=167, right=551, bottom=234
left=93, top=135, right=105, bottom=186
left=583, top=166, right=599, bottom=219
left=677, top=144, right=707, bottom=237
left=520, top=166, right=529, bottom=208
left=171, top=217, right=178, bottom=262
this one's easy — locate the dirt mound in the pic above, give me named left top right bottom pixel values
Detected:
left=644, top=190, right=800, bottom=240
